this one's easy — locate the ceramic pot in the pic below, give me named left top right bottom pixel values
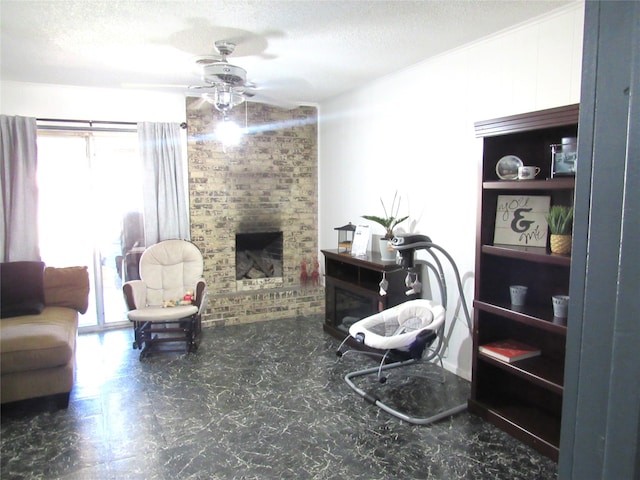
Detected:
left=550, top=234, right=572, bottom=254
left=378, top=238, right=396, bottom=261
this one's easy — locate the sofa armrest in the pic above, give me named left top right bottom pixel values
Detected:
left=123, top=280, right=147, bottom=310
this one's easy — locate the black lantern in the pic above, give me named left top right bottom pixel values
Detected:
left=335, top=222, right=356, bottom=253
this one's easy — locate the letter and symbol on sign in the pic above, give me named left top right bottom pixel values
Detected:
left=494, top=195, right=550, bottom=247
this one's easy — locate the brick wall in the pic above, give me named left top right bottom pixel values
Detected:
left=186, top=98, right=323, bottom=326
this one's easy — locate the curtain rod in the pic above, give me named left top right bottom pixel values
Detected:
left=37, top=125, right=137, bottom=133
left=37, top=118, right=137, bottom=126
left=37, top=118, right=187, bottom=128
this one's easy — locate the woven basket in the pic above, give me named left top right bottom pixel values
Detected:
left=550, top=234, right=572, bottom=254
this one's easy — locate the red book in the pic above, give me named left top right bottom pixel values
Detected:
left=479, top=339, right=541, bottom=363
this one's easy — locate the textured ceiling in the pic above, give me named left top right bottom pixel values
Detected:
left=0, top=0, right=573, bottom=105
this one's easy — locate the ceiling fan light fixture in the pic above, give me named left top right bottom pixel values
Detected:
left=202, top=84, right=246, bottom=113
left=215, top=117, right=243, bottom=147
left=214, top=83, right=233, bottom=112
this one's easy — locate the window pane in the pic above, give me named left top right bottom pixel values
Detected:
left=37, top=130, right=142, bottom=328
left=91, top=133, right=142, bottom=324
left=37, top=134, right=97, bottom=327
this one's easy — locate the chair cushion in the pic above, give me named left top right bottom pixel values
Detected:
left=128, top=305, right=198, bottom=322
left=0, top=306, right=77, bottom=374
left=139, top=240, right=204, bottom=306
left=43, top=266, right=90, bottom=314
left=0, top=261, right=45, bottom=319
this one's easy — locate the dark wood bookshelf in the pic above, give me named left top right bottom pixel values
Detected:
left=470, top=104, right=578, bottom=462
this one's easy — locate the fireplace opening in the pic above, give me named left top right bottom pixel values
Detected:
left=236, top=231, right=283, bottom=280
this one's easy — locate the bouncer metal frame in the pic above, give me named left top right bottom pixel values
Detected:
left=337, top=236, right=472, bottom=425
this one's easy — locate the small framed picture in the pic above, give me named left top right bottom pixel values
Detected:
left=551, top=140, right=577, bottom=177
left=350, top=225, right=370, bottom=257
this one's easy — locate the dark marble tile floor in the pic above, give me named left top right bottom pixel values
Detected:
left=1, top=316, right=558, bottom=479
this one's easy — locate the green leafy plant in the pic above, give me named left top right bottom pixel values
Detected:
left=546, top=205, right=574, bottom=235
left=362, top=191, right=409, bottom=240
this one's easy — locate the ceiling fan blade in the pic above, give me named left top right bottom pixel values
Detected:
left=193, top=55, right=222, bottom=66
left=122, top=82, right=190, bottom=89
left=187, top=85, right=215, bottom=91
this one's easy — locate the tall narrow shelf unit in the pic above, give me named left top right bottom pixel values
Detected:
left=469, top=104, right=579, bottom=461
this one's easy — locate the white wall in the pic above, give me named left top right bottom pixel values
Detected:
left=0, top=81, right=186, bottom=122
left=318, top=2, right=584, bottom=380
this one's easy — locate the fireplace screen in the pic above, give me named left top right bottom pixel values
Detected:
left=236, top=232, right=283, bottom=280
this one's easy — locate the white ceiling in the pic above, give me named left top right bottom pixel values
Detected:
left=1, top=0, right=573, bottom=106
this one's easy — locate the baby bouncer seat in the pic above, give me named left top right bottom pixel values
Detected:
left=337, top=236, right=471, bottom=425
left=348, top=299, right=445, bottom=362
left=122, top=239, right=208, bottom=359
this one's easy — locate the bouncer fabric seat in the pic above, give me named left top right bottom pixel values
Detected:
left=348, top=299, right=445, bottom=354
left=123, top=239, right=207, bottom=359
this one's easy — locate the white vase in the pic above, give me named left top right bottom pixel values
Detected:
left=378, top=238, right=396, bottom=261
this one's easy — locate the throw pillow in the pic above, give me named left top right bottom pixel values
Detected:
left=43, top=266, right=90, bottom=314
left=0, top=261, right=46, bottom=318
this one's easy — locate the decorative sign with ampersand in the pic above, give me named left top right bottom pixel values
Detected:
left=494, top=195, right=550, bottom=247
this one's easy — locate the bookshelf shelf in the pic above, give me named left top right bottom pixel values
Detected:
left=482, top=244, right=571, bottom=267
left=483, top=177, right=575, bottom=190
left=474, top=300, right=567, bottom=334
left=477, top=353, right=564, bottom=394
left=468, top=398, right=561, bottom=459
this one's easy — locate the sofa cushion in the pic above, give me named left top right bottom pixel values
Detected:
left=0, top=261, right=45, bottom=319
left=0, top=307, right=78, bottom=374
left=44, top=266, right=90, bottom=314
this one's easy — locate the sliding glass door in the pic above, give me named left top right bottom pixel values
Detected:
left=37, top=129, right=143, bottom=331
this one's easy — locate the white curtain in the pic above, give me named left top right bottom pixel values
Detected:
left=138, top=122, right=190, bottom=246
left=0, top=115, right=39, bottom=262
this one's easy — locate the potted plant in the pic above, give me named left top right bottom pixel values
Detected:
left=546, top=205, right=574, bottom=254
left=362, top=192, right=409, bottom=260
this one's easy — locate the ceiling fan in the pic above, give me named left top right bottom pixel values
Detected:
left=189, top=40, right=262, bottom=114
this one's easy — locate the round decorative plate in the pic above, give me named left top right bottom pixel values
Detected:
left=496, top=155, right=523, bottom=180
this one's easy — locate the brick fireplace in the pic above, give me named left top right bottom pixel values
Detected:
left=186, top=99, right=323, bottom=326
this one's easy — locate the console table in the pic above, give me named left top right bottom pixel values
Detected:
left=321, top=249, right=417, bottom=340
